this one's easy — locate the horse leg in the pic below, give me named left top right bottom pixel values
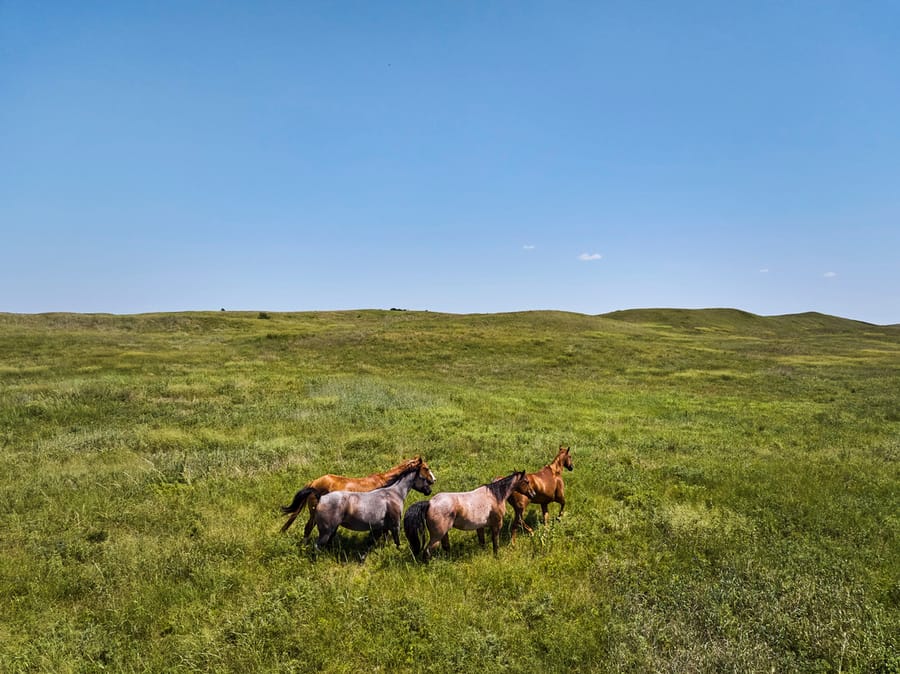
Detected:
left=384, top=506, right=401, bottom=548
left=511, top=503, right=532, bottom=544
left=422, top=520, right=448, bottom=563
left=477, top=528, right=486, bottom=546
left=541, top=503, right=550, bottom=525
left=368, top=526, right=384, bottom=547
left=313, top=502, right=341, bottom=550
left=303, top=495, right=320, bottom=541
left=556, top=483, right=566, bottom=519
left=424, top=536, right=444, bottom=563
left=520, top=505, right=534, bottom=534
left=491, top=523, right=501, bottom=555
left=382, top=511, right=401, bottom=548
left=315, top=524, right=335, bottom=550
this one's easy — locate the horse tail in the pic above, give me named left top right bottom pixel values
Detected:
left=280, top=486, right=317, bottom=533
left=403, top=500, right=430, bottom=559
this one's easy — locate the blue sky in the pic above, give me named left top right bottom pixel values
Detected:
left=2, top=2, right=898, bottom=323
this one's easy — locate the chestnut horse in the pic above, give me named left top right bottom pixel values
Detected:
left=403, top=471, right=534, bottom=562
left=509, top=446, right=573, bottom=542
left=280, top=457, right=423, bottom=538
left=313, top=458, right=435, bottom=550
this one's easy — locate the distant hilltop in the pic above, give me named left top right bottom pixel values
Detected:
left=1, top=307, right=897, bottom=334
left=600, top=308, right=898, bottom=333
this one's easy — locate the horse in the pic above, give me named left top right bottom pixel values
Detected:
left=313, top=457, right=436, bottom=550
left=403, top=471, right=534, bottom=562
left=508, top=445, right=573, bottom=542
left=280, top=456, right=423, bottom=538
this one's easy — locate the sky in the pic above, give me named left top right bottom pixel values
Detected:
left=2, top=2, right=899, bottom=324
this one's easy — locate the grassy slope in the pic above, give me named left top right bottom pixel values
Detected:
left=0, top=309, right=897, bottom=672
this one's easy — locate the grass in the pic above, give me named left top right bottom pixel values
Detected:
left=0, top=308, right=898, bottom=672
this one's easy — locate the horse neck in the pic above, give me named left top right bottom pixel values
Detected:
left=377, top=461, right=415, bottom=486
left=384, top=469, right=418, bottom=499
left=488, top=475, right=519, bottom=503
left=548, top=454, right=566, bottom=476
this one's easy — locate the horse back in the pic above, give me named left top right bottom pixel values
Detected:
left=438, top=488, right=500, bottom=530
left=318, top=490, right=391, bottom=532
left=312, top=474, right=381, bottom=494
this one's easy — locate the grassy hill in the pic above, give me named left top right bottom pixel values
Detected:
left=1, top=309, right=897, bottom=672
left=603, top=307, right=891, bottom=334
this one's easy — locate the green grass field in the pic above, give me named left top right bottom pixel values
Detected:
left=1, top=309, right=897, bottom=672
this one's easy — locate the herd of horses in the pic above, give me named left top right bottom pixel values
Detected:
left=280, top=446, right=574, bottom=562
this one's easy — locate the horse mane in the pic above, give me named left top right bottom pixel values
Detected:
left=485, top=472, right=521, bottom=502
left=385, top=456, right=418, bottom=474
left=381, top=459, right=422, bottom=487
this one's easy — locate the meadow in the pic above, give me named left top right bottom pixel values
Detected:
left=0, top=308, right=897, bottom=672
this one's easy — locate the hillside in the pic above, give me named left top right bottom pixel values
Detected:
left=1, top=309, right=898, bottom=672
left=601, top=307, right=894, bottom=335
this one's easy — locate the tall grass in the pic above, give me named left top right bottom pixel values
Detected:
left=1, top=309, right=897, bottom=672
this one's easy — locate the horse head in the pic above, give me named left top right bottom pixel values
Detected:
left=413, top=457, right=436, bottom=495
left=559, top=445, right=574, bottom=471
left=513, top=471, right=537, bottom=499
left=502, top=473, right=536, bottom=499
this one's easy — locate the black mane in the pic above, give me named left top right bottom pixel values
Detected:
left=485, top=472, right=520, bottom=502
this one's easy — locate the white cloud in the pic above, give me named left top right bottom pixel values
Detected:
left=523, top=245, right=535, bottom=250
left=578, top=253, right=602, bottom=261
left=759, top=268, right=769, bottom=273
left=824, top=271, right=837, bottom=278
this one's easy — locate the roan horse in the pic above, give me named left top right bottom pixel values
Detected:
left=403, top=471, right=534, bottom=562
left=313, top=457, right=436, bottom=550
left=508, top=445, right=573, bottom=542
left=280, top=457, right=424, bottom=538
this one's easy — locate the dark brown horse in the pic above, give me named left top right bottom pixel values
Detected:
left=280, top=457, right=431, bottom=538
left=509, top=446, right=573, bottom=542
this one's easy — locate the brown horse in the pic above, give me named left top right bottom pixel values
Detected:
left=280, top=457, right=429, bottom=538
left=509, top=446, right=573, bottom=542
left=403, top=471, right=534, bottom=562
